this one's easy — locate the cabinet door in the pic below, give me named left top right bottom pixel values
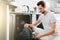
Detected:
left=15, top=15, right=32, bottom=40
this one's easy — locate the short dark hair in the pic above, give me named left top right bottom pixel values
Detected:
left=37, top=1, right=45, bottom=7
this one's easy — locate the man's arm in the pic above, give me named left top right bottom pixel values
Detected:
left=24, top=20, right=41, bottom=28
left=36, top=22, right=56, bottom=38
left=32, top=20, right=41, bottom=27
left=42, top=22, right=56, bottom=36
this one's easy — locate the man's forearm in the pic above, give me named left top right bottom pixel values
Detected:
left=28, top=24, right=35, bottom=28
left=29, top=20, right=41, bottom=28
left=32, top=20, right=41, bottom=26
left=41, top=29, right=55, bottom=37
left=41, top=22, right=56, bottom=37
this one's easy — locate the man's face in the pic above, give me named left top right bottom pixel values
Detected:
left=38, top=5, right=45, bottom=13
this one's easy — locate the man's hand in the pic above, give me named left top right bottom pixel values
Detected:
left=24, top=23, right=35, bottom=28
left=24, top=23, right=30, bottom=28
left=24, top=20, right=41, bottom=28
left=35, top=34, right=43, bottom=39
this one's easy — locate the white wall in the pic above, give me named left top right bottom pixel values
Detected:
left=0, top=1, right=7, bottom=40
left=10, top=0, right=51, bottom=12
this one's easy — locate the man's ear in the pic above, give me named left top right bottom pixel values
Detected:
left=44, top=5, right=46, bottom=8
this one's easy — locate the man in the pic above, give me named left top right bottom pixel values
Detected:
left=24, top=1, right=56, bottom=40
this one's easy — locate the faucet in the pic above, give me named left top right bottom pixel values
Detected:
left=23, top=5, right=29, bottom=12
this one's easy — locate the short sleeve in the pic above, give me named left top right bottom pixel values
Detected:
left=50, top=14, right=56, bottom=23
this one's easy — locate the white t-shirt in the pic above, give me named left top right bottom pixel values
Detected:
left=38, top=11, right=56, bottom=32
left=33, top=11, right=56, bottom=40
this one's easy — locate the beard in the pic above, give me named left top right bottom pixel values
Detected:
left=40, top=11, right=45, bottom=14
left=40, top=10, right=46, bottom=14
left=42, top=11, right=46, bottom=13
